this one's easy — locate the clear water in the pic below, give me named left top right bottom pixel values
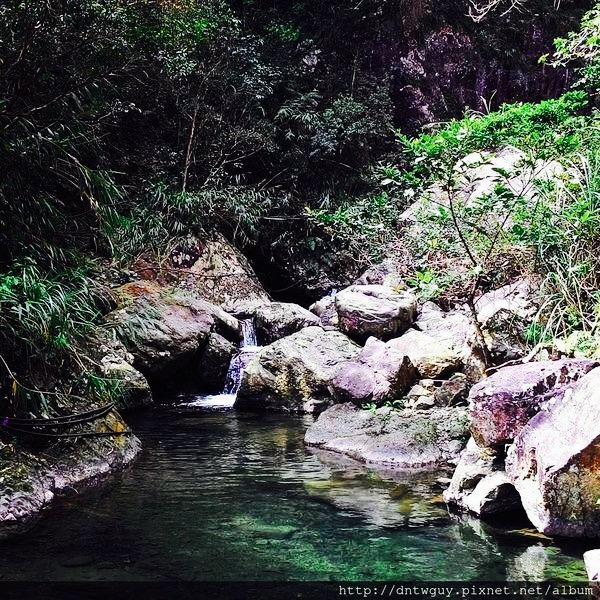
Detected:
left=0, top=398, right=589, bottom=582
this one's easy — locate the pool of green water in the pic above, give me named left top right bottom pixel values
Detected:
left=0, top=399, right=589, bottom=582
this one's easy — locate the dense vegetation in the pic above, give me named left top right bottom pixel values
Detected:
left=0, top=0, right=598, bottom=419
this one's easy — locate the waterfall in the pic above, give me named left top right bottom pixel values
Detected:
left=185, top=319, right=259, bottom=409
left=240, top=319, right=258, bottom=348
left=224, top=319, right=258, bottom=394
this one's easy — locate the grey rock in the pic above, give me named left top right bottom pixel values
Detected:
left=107, top=281, right=240, bottom=382
left=387, top=328, right=462, bottom=379
left=198, top=333, right=237, bottom=392
left=235, top=326, right=360, bottom=413
left=435, top=373, right=470, bottom=407
left=253, top=302, right=320, bottom=344
left=329, top=337, right=417, bottom=405
left=354, top=260, right=402, bottom=287
left=305, top=403, right=470, bottom=469
left=309, top=295, right=338, bottom=327
left=335, top=285, right=417, bottom=342
left=444, top=437, right=521, bottom=516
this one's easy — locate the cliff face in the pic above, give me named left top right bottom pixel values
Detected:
left=368, top=0, right=588, bottom=130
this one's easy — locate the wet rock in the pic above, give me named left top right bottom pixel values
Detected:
left=0, top=420, right=141, bottom=539
left=505, top=366, right=600, bottom=538
left=305, top=403, right=469, bottom=469
left=253, top=302, right=320, bottom=344
left=444, top=438, right=521, bottom=516
left=387, top=328, right=462, bottom=379
left=197, top=333, right=237, bottom=392
left=235, top=326, right=360, bottom=413
left=329, top=337, right=417, bottom=405
left=334, top=285, right=417, bottom=342
left=107, top=281, right=240, bottom=382
left=469, top=359, right=598, bottom=448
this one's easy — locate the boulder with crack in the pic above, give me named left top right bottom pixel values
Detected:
left=107, top=281, right=240, bottom=383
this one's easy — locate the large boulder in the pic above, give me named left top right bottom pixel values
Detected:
left=131, top=234, right=270, bottom=311
left=334, top=285, right=417, bottom=342
left=305, top=403, right=469, bottom=468
left=387, top=328, right=462, bottom=379
left=506, top=366, right=600, bottom=538
left=235, top=326, right=360, bottom=413
left=444, top=437, right=521, bottom=516
left=253, top=302, right=320, bottom=344
left=329, top=337, right=417, bottom=405
left=180, top=234, right=269, bottom=310
left=469, top=359, right=598, bottom=448
left=107, top=281, right=240, bottom=383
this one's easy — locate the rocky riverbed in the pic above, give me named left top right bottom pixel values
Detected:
left=2, top=151, right=600, bottom=550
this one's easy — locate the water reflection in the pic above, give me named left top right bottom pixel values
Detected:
left=0, top=401, right=588, bottom=582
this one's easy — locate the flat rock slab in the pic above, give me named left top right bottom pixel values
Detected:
left=305, top=403, right=469, bottom=469
left=0, top=414, right=141, bottom=540
left=469, top=359, right=598, bottom=448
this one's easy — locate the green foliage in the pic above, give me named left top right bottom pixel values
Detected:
left=513, top=150, right=600, bottom=347
left=305, top=191, right=397, bottom=263
left=553, top=4, right=600, bottom=90
left=398, top=92, right=590, bottom=190
left=266, top=22, right=301, bottom=42
left=0, top=259, right=105, bottom=357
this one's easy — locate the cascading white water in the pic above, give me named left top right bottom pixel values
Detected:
left=223, top=319, right=259, bottom=394
left=186, top=319, right=259, bottom=409
left=240, top=319, right=258, bottom=348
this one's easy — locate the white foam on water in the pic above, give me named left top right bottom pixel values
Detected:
left=184, top=394, right=237, bottom=409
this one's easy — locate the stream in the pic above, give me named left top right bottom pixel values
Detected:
left=0, top=397, right=589, bottom=582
